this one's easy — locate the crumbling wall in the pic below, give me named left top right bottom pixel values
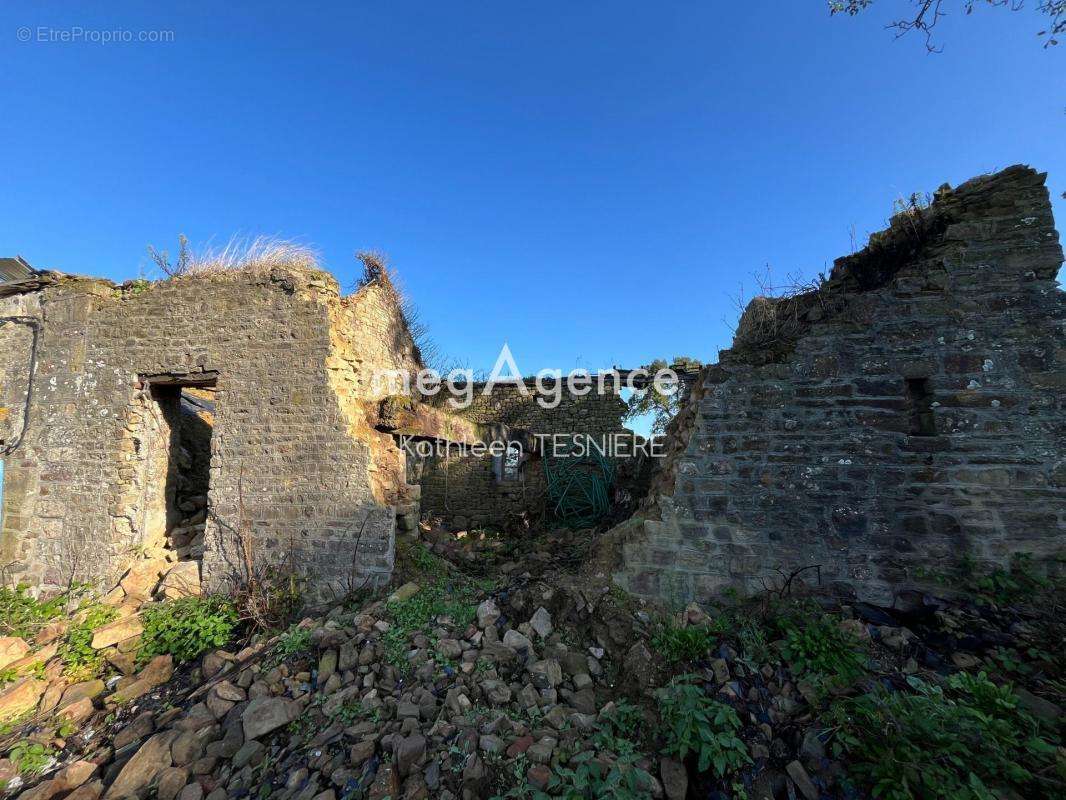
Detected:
left=0, top=292, right=42, bottom=569
left=325, top=279, right=423, bottom=506
left=419, top=382, right=628, bottom=530
left=614, top=165, right=1066, bottom=605
left=0, top=266, right=414, bottom=598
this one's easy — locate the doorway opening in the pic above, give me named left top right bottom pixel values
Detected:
left=142, top=373, right=217, bottom=562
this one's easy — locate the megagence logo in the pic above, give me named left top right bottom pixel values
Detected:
left=371, top=344, right=680, bottom=410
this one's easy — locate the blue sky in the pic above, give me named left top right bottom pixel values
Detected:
left=2, top=2, right=1063, bottom=383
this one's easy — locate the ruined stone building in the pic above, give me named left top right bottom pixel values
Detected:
left=0, top=265, right=424, bottom=599
left=1, top=164, right=1063, bottom=607
left=613, top=165, right=1066, bottom=604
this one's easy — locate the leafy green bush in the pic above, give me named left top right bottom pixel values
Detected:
left=8, top=741, right=55, bottom=776
left=0, top=585, right=66, bottom=639
left=652, top=624, right=718, bottom=663
left=492, top=699, right=655, bottom=799
left=963, top=553, right=1051, bottom=606
left=538, top=750, right=653, bottom=800
left=657, top=675, right=750, bottom=777
left=139, top=596, right=237, bottom=664
left=828, top=672, right=1061, bottom=800
left=776, top=610, right=866, bottom=691
left=59, top=604, right=118, bottom=680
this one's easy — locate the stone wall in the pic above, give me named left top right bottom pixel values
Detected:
left=0, top=266, right=420, bottom=599
left=419, top=382, right=628, bottom=530
left=613, top=165, right=1066, bottom=605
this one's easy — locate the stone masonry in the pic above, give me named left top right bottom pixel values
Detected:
left=0, top=265, right=422, bottom=599
left=613, top=165, right=1066, bottom=605
left=419, top=381, right=628, bottom=530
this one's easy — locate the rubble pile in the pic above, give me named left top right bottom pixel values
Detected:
left=1, top=525, right=1062, bottom=800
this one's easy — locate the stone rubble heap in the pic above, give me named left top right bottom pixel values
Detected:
left=2, top=526, right=1063, bottom=800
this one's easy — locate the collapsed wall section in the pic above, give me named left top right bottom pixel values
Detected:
left=614, top=165, right=1066, bottom=605
left=325, top=279, right=424, bottom=507
left=0, top=266, right=414, bottom=599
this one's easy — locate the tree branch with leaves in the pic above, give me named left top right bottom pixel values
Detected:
left=829, top=0, right=1064, bottom=49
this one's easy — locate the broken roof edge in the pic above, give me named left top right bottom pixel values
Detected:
left=0, top=255, right=35, bottom=283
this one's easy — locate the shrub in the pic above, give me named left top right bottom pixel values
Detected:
left=828, top=672, right=1060, bottom=800
left=229, top=565, right=304, bottom=632
left=0, top=585, right=67, bottom=639
left=657, top=675, right=750, bottom=777
left=8, top=741, right=55, bottom=776
left=776, top=610, right=866, bottom=691
left=139, top=596, right=237, bottom=664
left=493, top=693, right=655, bottom=798
left=539, top=750, right=653, bottom=800
left=59, top=604, right=118, bottom=681
left=652, top=624, right=718, bottom=663
left=962, top=553, right=1051, bottom=607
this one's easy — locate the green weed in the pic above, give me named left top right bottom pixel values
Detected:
left=139, top=595, right=237, bottom=664
left=652, top=625, right=718, bottom=664
left=59, top=603, right=118, bottom=681
left=657, top=674, right=750, bottom=777
left=0, top=584, right=68, bottom=640
left=8, top=741, right=56, bottom=776
left=828, top=671, right=1061, bottom=800
left=381, top=575, right=488, bottom=670
left=774, top=608, right=866, bottom=693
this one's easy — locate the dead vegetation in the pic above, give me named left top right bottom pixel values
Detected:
left=147, top=235, right=320, bottom=279
left=355, top=249, right=440, bottom=370
left=728, top=187, right=950, bottom=363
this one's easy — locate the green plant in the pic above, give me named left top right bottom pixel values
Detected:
left=652, top=624, right=717, bottom=663
left=271, top=625, right=312, bottom=662
left=0, top=667, right=18, bottom=687
left=657, top=675, right=751, bottom=777
left=540, top=750, right=653, bottom=800
left=127, top=278, right=151, bottom=295
left=960, top=553, right=1051, bottom=607
left=828, top=672, right=1061, bottom=800
left=493, top=699, right=655, bottom=799
left=622, top=357, right=702, bottom=433
left=286, top=711, right=320, bottom=739
left=736, top=616, right=772, bottom=665
left=8, top=741, right=56, bottom=776
left=329, top=698, right=382, bottom=726
left=59, top=603, right=118, bottom=681
left=139, top=595, right=237, bottom=664
left=381, top=575, right=486, bottom=670
left=0, top=584, right=67, bottom=639
left=776, top=609, right=866, bottom=692
left=597, top=700, right=645, bottom=741
left=406, top=542, right=443, bottom=575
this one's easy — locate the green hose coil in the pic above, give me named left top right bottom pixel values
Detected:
left=542, top=449, right=615, bottom=529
